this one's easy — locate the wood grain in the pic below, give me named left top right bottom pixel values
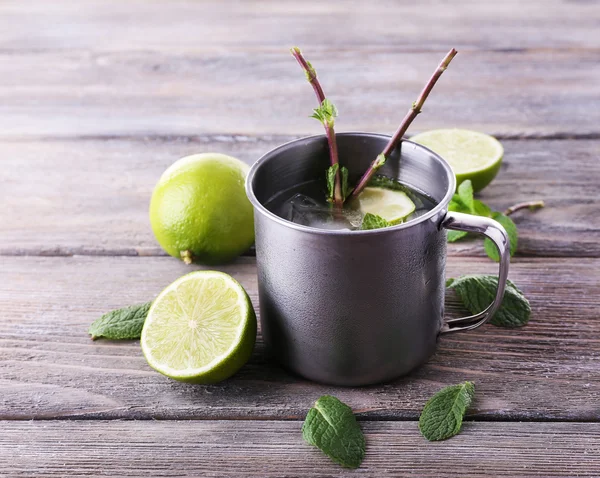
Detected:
left=2, top=420, right=599, bottom=477
left=1, top=138, right=598, bottom=257
left=1, top=48, right=598, bottom=138
left=1, top=255, right=598, bottom=421
left=2, top=0, right=598, bottom=52
left=1, top=1, right=599, bottom=476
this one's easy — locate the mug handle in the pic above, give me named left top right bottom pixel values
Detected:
left=440, top=211, right=510, bottom=334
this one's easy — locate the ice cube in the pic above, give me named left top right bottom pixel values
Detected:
left=342, top=208, right=364, bottom=229
left=284, top=193, right=359, bottom=231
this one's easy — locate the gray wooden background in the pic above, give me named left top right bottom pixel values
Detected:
left=1, top=1, right=599, bottom=476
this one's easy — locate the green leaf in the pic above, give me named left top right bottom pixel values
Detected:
left=447, top=230, right=468, bottom=242
left=302, top=395, right=365, bottom=469
left=340, top=166, right=352, bottom=200
left=448, top=196, right=470, bottom=214
left=473, top=199, right=492, bottom=218
left=484, top=212, right=518, bottom=261
left=457, top=180, right=474, bottom=213
left=447, top=274, right=531, bottom=327
left=88, top=302, right=152, bottom=340
left=326, top=99, right=338, bottom=118
left=311, top=98, right=338, bottom=125
left=367, top=175, right=411, bottom=194
left=374, top=153, right=386, bottom=168
left=305, top=60, right=316, bottom=80
left=325, top=164, right=339, bottom=203
left=447, top=194, right=493, bottom=244
left=447, top=197, right=470, bottom=242
left=360, top=213, right=391, bottom=230
left=419, top=382, right=475, bottom=441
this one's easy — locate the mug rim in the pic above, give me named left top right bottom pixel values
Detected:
left=245, top=132, right=456, bottom=236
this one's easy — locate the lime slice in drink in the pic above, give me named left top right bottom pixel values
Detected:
left=358, top=187, right=416, bottom=224
left=410, top=129, right=503, bottom=192
left=141, top=271, right=256, bottom=383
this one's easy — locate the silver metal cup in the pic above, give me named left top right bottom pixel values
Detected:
left=246, top=133, right=509, bottom=386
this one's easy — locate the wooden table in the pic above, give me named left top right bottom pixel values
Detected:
left=2, top=1, right=599, bottom=476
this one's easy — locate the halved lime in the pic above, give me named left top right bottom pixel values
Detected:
left=141, top=271, right=256, bottom=383
left=357, top=187, right=416, bottom=224
left=410, top=129, right=503, bottom=192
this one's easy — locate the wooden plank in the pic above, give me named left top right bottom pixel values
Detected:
left=0, top=256, right=598, bottom=421
left=1, top=138, right=598, bottom=257
left=1, top=420, right=599, bottom=477
left=1, top=49, right=599, bottom=138
left=1, top=0, right=598, bottom=52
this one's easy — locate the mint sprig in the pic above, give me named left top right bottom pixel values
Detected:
left=326, top=164, right=339, bottom=203
left=326, top=164, right=351, bottom=203
left=88, top=302, right=152, bottom=340
left=291, top=48, right=344, bottom=207
left=350, top=49, right=458, bottom=199
left=447, top=274, right=531, bottom=328
left=302, top=395, right=365, bottom=469
left=447, top=180, right=526, bottom=261
left=419, top=382, right=475, bottom=441
left=311, top=98, right=338, bottom=125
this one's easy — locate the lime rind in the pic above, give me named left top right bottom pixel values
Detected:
left=141, top=270, right=256, bottom=382
left=159, top=153, right=250, bottom=184
left=411, top=129, right=503, bottom=192
left=149, top=153, right=255, bottom=265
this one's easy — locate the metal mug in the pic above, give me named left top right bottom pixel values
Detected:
left=246, top=132, right=510, bottom=386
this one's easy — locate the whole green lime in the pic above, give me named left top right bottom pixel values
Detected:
left=150, top=153, right=254, bottom=265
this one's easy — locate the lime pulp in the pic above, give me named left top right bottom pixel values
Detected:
left=357, top=187, right=416, bottom=224
left=410, top=129, right=503, bottom=192
left=141, top=271, right=256, bottom=383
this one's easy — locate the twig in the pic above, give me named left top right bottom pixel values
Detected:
left=290, top=47, right=325, bottom=104
left=351, top=48, right=458, bottom=198
left=505, top=200, right=545, bottom=216
left=291, top=47, right=343, bottom=207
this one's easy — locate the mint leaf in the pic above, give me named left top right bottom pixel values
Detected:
left=473, top=199, right=492, bottom=218
left=457, top=180, right=474, bottom=213
left=448, top=197, right=470, bottom=214
left=325, top=164, right=339, bottom=203
left=447, top=274, right=531, bottom=327
left=447, top=195, right=471, bottom=242
left=88, top=302, right=152, bottom=340
left=302, top=395, right=365, bottom=469
left=360, top=213, right=391, bottom=230
left=419, top=382, right=475, bottom=441
left=447, top=230, right=468, bottom=242
left=484, top=212, right=518, bottom=261
left=374, top=153, right=386, bottom=168
left=447, top=194, right=493, bottom=244
left=367, top=175, right=412, bottom=194
left=311, top=98, right=338, bottom=125
left=305, top=60, right=316, bottom=81
left=340, top=166, right=352, bottom=200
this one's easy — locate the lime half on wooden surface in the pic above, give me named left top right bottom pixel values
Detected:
left=141, top=271, right=256, bottom=383
left=357, top=187, right=416, bottom=224
left=411, top=129, right=503, bottom=192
